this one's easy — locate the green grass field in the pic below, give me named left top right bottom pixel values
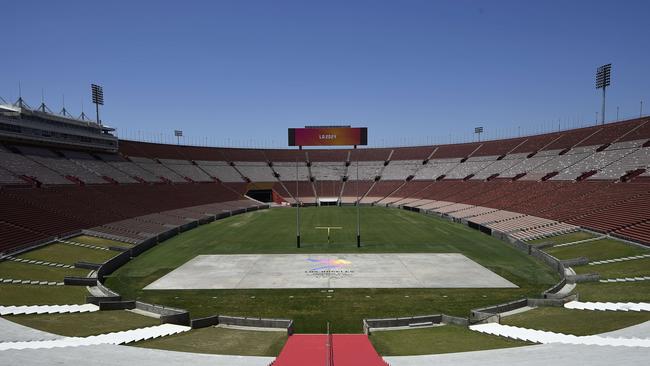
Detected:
left=370, top=325, right=530, bottom=355
left=0, top=261, right=89, bottom=282
left=574, top=281, right=650, bottom=302
left=574, top=258, right=650, bottom=278
left=69, top=235, right=134, bottom=248
left=133, top=326, right=287, bottom=356
left=5, top=310, right=160, bottom=337
left=106, top=206, right=558, bottom=333
left=0, top=284, right=89, bottom=305
left=18, top=243, right=117, bottom=265
left=502, top=307, right=650, bottom=335
left=529, top=232, right=597, bottom=245
left=544, top=238, right=648, bottom=261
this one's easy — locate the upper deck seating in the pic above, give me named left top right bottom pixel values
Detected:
left=471, top=153, right=529, bottom=180
left=129, top=157, right=186, bottom=182
left=551, top=145, right=636, bottom=180
left=17, top=146, right=107, bottom=184
left=159, top=159, right=213, bottom=182
left=0, top=149, right=73, bottom=185
left=310, top=162, right=347, bottom=181
left=589, top=143, right=650, bottom=180
left=100, top=154, right=163, bottom=183
left=519, top=147, right=594, bottom=180
left=381, top=160, right=421, bottom=180
left=62, top=150, right=138, bottom=183
left=347, top=161, right=385, bottom=180
left=195, top=161, right=244, bottom=182
left=444, top=156, right=498, bottom=179
left=0, top=166, right=26, bottom=185
left=272, top=162, right=310, bottom=181
left=413, top=158, right=460, bottom=180
left=233, top=161, right=276, bottom=182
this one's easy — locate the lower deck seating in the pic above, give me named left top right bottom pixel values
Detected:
left=0, top=183, right=243, bottom=253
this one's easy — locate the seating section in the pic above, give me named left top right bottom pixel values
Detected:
left=340, top=181, right=374, bottom=203
left=1, top=116, right=650, bottom=250
left=17, top=146, right=107, bottom=184
left=0, top=183, right=244, bottom=252
left=381, top=160, right=421, bottom=180
left=413, top=158, right=460, bottom=180
left=0, top=149, right=73, bottom=185
left=100, top=154, right=163, bottom=183
left=445, top=156, right=498, bottom=179
left=159, top=159, right=212, bottom=182
left=283, top=181, right=317, bottom=203
left=310, top=162, right=347, bottom=181
left=363, top=180, right=404, bottom=200
left=0, top=166, right=26, bottom=185
left=232, top=162, right=276, bottom=182
left=62, top=150, right=138, bottom=183
left=272, top=162, right=310, bottom=181
left=471, top=153, right=528, bottom=180
left=129, top=157, right=186, bottom=182
left=313, top=180, right=343, bottom=198
left=349, top=161, right=385, bottom=180
left=195, top=161, right=244, bottom=182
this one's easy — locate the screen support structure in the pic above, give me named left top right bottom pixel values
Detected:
left=294, top=144, right=363, bottom=248
left=296, top=158, right=301, bottom=248
left=355, top=145, right=361, bottom=248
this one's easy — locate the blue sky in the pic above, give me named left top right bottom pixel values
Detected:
left=4, top=0, right=649, bottom=147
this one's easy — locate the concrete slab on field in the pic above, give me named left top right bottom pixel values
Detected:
left=144, top=253, right=517, bottom=290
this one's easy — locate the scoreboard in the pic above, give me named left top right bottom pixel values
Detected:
left=288, top=126, right=368, bottom=146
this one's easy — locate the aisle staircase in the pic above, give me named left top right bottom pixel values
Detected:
left=272, top=333, right=388, bottom=366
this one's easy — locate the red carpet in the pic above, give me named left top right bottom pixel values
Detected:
left=273, top=334, right=387, bottom=366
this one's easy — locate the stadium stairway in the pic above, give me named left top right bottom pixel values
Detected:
left=272, top=334, right=388, bottom=366
left=0, top=323, right=190, bottom=351
left=0, top=304, right=99, bottom=316
left=564, top=301, right=650, bottom=312
left=470, top=323, right=650, bottom=347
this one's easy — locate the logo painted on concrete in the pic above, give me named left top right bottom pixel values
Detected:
left=307, top=258, right=351, bottom=271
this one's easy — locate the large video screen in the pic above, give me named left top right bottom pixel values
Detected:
left=288, top=127, right=368, bottom=146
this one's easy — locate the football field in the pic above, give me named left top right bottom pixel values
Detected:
left=106, top=206, right=557, bottom=333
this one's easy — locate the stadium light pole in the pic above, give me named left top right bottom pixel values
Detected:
left=474, top=126, right=484, bottom=142
left=91, top=84, right=104, bottom=125
left=595, top=64, right=611, bottom=125
left=641, top=100, right=644, bottom=117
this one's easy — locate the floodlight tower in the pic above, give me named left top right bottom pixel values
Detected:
left=595, top=64, right=611, bottom=125
left=91, top=84, right=104, bottom=125
left=474, top=126, right=484, bottom=142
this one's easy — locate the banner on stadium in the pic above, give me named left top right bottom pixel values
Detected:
left=288, top=127, right=368, bottom=146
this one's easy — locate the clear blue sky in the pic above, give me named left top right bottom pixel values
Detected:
left=4, top=0, right=649, bottom=148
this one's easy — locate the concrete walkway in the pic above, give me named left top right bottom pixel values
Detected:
left=0, top=344, right=275, bottom=366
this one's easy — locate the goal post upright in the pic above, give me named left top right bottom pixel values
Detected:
left=355, top=145, right=361, bottom=248
left=296, top=157, right=301, bottom=249
left=288, top=125, right=367, bottom=249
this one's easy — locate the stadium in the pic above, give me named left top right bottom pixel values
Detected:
left=3, top=2, right=650, bottom=366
